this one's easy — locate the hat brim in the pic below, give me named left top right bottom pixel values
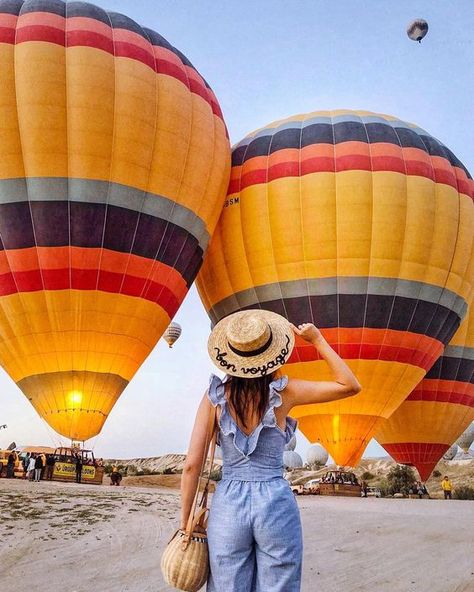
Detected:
left=208, top=310, right=295, bottom=378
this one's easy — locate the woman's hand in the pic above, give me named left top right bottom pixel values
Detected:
left=291, top=322, right=323, bottom=345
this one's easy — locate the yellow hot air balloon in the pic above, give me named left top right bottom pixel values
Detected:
left=197, top=109, right=474, bottom=466
left=376, top=311, right=474, bottom=480
left=163, top=322, right=182, bottom=348
left=0, top=0, right=230, bottom=441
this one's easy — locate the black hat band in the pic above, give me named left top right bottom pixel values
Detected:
left=227, top=329, right=273, bottom=358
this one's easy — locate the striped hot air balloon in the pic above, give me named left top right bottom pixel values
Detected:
left=197, top=109, right=474, bottom=467
left=0, top=0, right=230, bottom=441
left=457, top=423, right=474, bottom=453
left=163, top=322, right=182, bottom=348
left=376, top=312, right=474, bottom=480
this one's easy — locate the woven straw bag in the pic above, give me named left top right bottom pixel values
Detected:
left=161, top=406, right=217, bottom=591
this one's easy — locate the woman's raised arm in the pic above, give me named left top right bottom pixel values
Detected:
left=284, top=323, right=361, bottom=408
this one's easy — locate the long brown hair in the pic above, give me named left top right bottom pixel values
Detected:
left=226, top=373, right=276, bottom=430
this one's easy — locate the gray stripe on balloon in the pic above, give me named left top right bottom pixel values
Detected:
left=444, top=345, right=474, bottom=362
left=235, top=113, right=428, bottom=146
left=0, top=177, right=210, bottom=252
left=209, top=277, right=468, bottom=323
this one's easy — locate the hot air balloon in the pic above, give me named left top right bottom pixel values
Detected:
left=284, top=434, right=297, bottom=451
left=283, top=450, right=303, bottom=469
left=163, top=322, right=182, bottom=348
left=306, top=444, right=329, bottom=467
left=457, top=423, right=474, bottom=453
left=442, top=444, right=458, bottom=461
left=376, top=312, right=474, bottom=480
left=407, top=19, right=429, bottom=43
left=0, top=0, right=230, bottom=441
left=197, top=109, right=474, bottom=467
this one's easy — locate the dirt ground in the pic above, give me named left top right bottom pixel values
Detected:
left=0, top=479, right=473, bottom=592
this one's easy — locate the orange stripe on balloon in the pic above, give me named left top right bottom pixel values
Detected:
left=17, top=10, right=64, bottom=29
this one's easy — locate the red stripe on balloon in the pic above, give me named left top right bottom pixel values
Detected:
left=288, top=340, right=442, bottom=370
left=0, top=267, right=182, bottom=317
left=233, top=158, right=463, bottom=194
left=407, top=384, right=474, bottom=407
left=0, top=25, right=15, bottom=43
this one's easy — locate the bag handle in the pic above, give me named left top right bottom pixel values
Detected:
left=183, top=402, right=217, bottom=545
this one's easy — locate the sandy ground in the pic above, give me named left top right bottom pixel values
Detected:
left=1, top=479, right=473, bottom=592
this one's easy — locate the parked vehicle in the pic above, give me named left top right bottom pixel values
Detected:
left=362, top=486, right=382, bottom=498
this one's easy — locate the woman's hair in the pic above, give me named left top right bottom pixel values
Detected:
left=226, top=373, right=276, bottom=429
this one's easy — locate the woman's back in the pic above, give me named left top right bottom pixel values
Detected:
left=209, top=374, right=296, bottom=481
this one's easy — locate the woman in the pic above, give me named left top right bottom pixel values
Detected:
left=181, top=310, right=361, bottom=591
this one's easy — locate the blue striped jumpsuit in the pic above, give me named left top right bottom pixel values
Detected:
left=207, top=374, right=303, bottom=591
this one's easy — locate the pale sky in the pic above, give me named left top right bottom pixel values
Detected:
left=1, top=1, right=473, bottom=461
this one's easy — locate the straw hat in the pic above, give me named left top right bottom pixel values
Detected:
left=208, top=310, right=295, bottom=378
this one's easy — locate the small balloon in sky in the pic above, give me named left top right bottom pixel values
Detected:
left=163, top=323, right=183, bottom=349
left=407, top=19, right=429, bottom=43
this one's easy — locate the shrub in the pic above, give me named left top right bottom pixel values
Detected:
left=361, top=471, right=375, bottom=481
left=143, top=468, right=153, bottom=475
left=104, top=464, right=113, bottom=475
left=432, top=470, right=442, bottom=478
left=136, top=470, right=144, bottom=476
left=386, top=465, right=417, bottom=496
left=162, top=467, right=174, bottom=475
left=454, top=486, right=474, bottom=500
left=377, top=478, right=390, bottom=497
left=126, top=465, right=137, bottom=476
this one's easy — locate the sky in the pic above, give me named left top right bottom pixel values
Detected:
left=1, top=1, right=473, bottom=461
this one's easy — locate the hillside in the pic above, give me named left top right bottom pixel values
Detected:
left=106, top=453, right=474, bottom=497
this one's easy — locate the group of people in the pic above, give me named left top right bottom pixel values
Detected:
left=409, top=481, right=429, bottom=498
left=321, top=472, right=359, bottom=486
left=24, top=453, right=56, bottom=481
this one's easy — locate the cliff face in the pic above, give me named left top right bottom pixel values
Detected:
left=105, top=453, right=221, bottom=474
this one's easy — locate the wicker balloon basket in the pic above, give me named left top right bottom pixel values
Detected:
left=161, top=528, right=209, bottom=591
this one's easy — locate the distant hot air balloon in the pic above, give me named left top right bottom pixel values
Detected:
left=197, top=109, right=474, bottom=467
left=306, top=444, right=329, bottom=467
left=0, top=0, right=230, bottom=441
left=283, top=450, right=303, bottom=469
left=457, top=423, right=474, bottom=453
left=407, top=19, right=429, bottom=43
left=284, top=434, right=297, bottom=451
left=442, top=444, right=458, bottom=462
left=163, top=322, right=182, bottom=348
left=376, top=312, right=474, bottom=480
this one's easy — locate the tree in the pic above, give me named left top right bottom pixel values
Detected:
left=386, top=465, right=417, bottom=496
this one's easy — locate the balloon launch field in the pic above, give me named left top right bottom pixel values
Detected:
left=1, top=479, right=473, bottom=592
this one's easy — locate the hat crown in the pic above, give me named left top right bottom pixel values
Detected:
left=227, top=313, right=271, bottom=353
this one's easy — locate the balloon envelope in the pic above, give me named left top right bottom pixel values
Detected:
left=442, top=445, right=458, bottom=461
left=197, top=109, right=474, bottom=466
left=163, top=322, right=182, bottom=348
left=407, top=19, right=429, bottom=42
left=306, top=443, right=329, bottom=466
left=283, top=450, right=303, bottom=469
left=0, top=0, right=230, bottom=441
left=376, top=312, right=474, bottom=481
left=456, top=423, right=474, bottom=453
